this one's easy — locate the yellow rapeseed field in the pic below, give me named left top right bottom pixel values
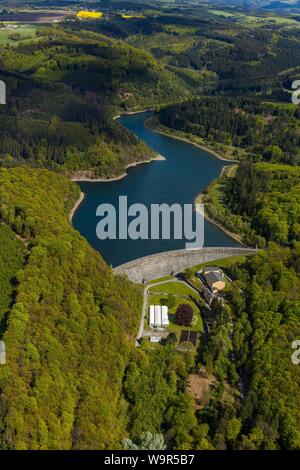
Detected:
left=77, top=11, right=103, bottom=20
left=121, top=14, right=144, bottom=19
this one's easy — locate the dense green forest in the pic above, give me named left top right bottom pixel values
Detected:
left=1, top=3, right=300, bottom=451
left=198, top=245, right=300, bottom=449
left=158, top=98, right=300, bottom=164
left=123, top=346, right=211, bottom=449
left=202, top=163, right=300, bottom=247
left=0, top=224, right=26, bottom=326
left=0, top=167, right=143, bottom=449
left=116, top=8, right=300, bottom=163
left=120, top=245, right=300, bottom=449
left=3, top=6, right=300, bottom=177
left=0, top=26, right=187, bottom=177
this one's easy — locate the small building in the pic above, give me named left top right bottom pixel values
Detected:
left=149, top=305, right=169, bottom=328
left=150, top=336, right=161, bottom=343
left=200, top=266, right=226, bottom=293
left=0, top=340, right=6, bottom=365
left=205, top=271, right=225, bottom=293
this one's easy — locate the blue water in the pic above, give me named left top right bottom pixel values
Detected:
left=73, top=111, right=239, bottom=267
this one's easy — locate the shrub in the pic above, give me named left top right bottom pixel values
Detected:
left=175, top=304, right=193, bottom=326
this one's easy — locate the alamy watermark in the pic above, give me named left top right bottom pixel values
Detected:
left=289, top=83, right=300, bottom=365
left=291, top=80, right=300, bottom=105
left=291, top=340, right=300, bottom=365
left=0, top=80, right=6, bottom=105
left=95, top=196, right=205, bottom=249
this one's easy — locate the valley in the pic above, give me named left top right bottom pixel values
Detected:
left=0, top=0, right=300, bottom=452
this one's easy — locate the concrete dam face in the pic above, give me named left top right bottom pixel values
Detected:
left=113, top=247, right=257, bottom=283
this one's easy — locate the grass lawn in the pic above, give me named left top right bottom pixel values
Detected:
left=146, top=281, right=204, bottom=341
left=147, top=275, right=173, bottom=285
left=190, top=255, right=248, bottom=273
left=149, top=280, right=196, bottom=297
left=0, top=24, right=37, bottom=46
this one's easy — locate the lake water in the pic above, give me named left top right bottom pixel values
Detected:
left=73, top=111, right=239, bottom=267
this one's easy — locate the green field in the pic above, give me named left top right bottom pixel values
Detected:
left=206, top=8, right=300, bottom=27
left=149, top=281, right=196, bottom=297
left=187, top=255, right=249, bottom=274
left=0, top=24, right=37, bottom=45
left=146, top=275, right=173, bottom=285
left=146, top=281, right=204, bottom=340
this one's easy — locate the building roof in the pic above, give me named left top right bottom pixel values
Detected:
left=205, top=271, right=225, bottom=287
left=203, top=266, right=223, bottom=275
left=150, top=336, right=161, bottom=343
left=149, top=305, right=169, bottom=328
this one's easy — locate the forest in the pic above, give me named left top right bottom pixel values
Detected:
left=0, top=26, right=186, bottom=177
left=0, top=166, right=223, bottom=450
left=2, top=7, right=300, bottom=176
left=0, top=167, right=143, bottom=449
left=120, top=245, right=300, bottom=449
left=202, top=162, right=300, bottom=247
left=82, top=6, right=300, bottom=98
left=1, top=2, right=300, bottom=451
left=197, top=245, right=300, bottom=449
left=158, top=98, right=300, bottom=165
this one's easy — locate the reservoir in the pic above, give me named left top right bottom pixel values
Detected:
left=72, top=111, right=239, bottom=267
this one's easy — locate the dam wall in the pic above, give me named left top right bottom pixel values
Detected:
left=113, top=247, right=257, bottom=283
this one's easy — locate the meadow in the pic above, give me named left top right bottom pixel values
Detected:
left=0, top=24, right=37, bottom=45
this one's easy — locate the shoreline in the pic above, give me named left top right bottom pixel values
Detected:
left=113, top=108, right=155, bottom=120
left=71, top=154, right=165, bottom=183
left=145, top=117, right=237, bottom=164
left=70, top=108, right=242, bottom=246
left=194, top=193, right=243, bottom=245
left=69, top=108, right=161, bottom=222
left=144, top=116, right=243, bottom=245
left=69, top=191, right=85, bottom=223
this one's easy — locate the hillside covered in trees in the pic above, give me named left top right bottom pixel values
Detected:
left=1, top=2, right=300, bottom=452
left=202, top=162, right=300, bottom=247
left=197, top=245, right=300, bottom=449
left=0, top=167, right=143, bottom=449
left=2, top=6, right=300, bottom=177
left=0, top=26, right=187, bottom=178
left=158, top=98, right=300, bottom=164
left=119, top=245, right=300, bottom=450
left=0, top=167, right=223, bottom=450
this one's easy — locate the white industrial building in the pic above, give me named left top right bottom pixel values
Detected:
left=149, top=305, right=169, bottom=328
